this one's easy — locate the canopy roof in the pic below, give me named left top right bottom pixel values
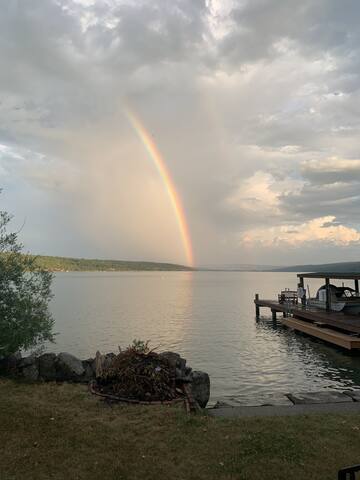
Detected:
left=297, top=272, right=360, bottom=280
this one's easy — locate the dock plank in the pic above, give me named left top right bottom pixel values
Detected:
left=292, top=309, right=360, bottom=334
left=255, top=299, right=360, bottom=334
left=281, top=317, right=360, bottom=350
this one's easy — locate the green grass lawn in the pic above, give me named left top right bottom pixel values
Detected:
left=1, top=379, right=360, bottom=479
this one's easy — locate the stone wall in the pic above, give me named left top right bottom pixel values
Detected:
left=0, top=351, right=210, bottom=408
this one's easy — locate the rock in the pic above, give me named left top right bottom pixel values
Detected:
left=81, top=360, right=95, bottom=381
left=103, top=353, right=116, bottom=369
left=184, top=366, right=192, bottom=376
left=189, top=371, right=210, bottom=408
left=286, top=391, right=353, bottom=405
left=86, top=357, right=96, bottom=376
left=0, top=353, right=21, bottom=374
left=38, top=353, right=57, bottom=381
left=22, top=364, right=39, bottom=381
left=84, top=357, right=96, bottom=376
left=159, top=351, right=180, bottom=368
left=18, top=355, right=37, bottom=368
left=175, top=367, right=191, bottom=383
left=159, top=352, right=186, bottom=371
left=56, top=352, right=85, bottom=380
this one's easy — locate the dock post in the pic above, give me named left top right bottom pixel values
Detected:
left=271, top=309, right=277, bottom=321
left=255, top=293, right=260, bottom=318
left=325, top=277, right=330, bottom=311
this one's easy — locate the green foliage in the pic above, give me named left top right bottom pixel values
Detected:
left=33, top=255, right=193, bottom=272
left=127, top=339, right=150, bottom=354
left=0, top=209, right=54, bottom=356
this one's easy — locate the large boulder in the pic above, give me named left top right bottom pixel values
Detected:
left=159, top=352, right=186, bottom=371
left=22, top=364, right=39, bottom=381
left=56, top=352, right=85, bottom=381
left=38, top=353, right=57, bottom=381
left=189, top=371, right=210, bottom=408
left=81, top=359, right=95, bottom=382
left=0, top=352, right=21, bottom=374
left=18, top=355, right=37, bottom=368
left=18, top=355, right=38, bottom=380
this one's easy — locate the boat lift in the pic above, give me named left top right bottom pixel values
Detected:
left=298, top=272, right=360, bottom=312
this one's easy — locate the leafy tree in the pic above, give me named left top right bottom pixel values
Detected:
left=0, top=207, right=54, bottom=357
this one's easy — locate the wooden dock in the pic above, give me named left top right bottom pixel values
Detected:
left=254, top=296, right=360, bottom=350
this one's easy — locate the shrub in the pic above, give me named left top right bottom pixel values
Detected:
left=0, top=208, right=54, bottom=357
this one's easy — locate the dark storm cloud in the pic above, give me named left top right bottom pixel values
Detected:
left=221, top=0, right=360, bottom=65
left=281, top=181, right=360, bottom=222
left=301, top=159, right=360, bottom=184
left=106, top=0, right=209, bottom=67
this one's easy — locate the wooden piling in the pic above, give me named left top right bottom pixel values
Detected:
left=271, top=309, right=277, bottom=321
left=325, top=277, right=331, bottom=311
left=255, top=293, right=260, bottom=318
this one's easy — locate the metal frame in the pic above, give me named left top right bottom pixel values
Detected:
left=297, top=273, right=360, bottom=312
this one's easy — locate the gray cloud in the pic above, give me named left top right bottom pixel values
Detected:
left=221, top=0, right=360, bottom=66
left=1, top=0, right=360, bottom=265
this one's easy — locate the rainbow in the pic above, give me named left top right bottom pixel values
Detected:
left=125, top=108, right=194, bottom=268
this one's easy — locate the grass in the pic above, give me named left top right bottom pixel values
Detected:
left=1, top=379, right=360, bottom=479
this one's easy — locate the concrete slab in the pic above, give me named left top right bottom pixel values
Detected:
left=212, top=401, right=233, bottom=409
left=344, top=390, right=360, bottom=402
left=286, top=391, right=353, bottom=405
left=258, top=393, right=293, bottom=406
left=210, top=394, right=293, bottom=408
left=208, top=402, right=360, bottom=418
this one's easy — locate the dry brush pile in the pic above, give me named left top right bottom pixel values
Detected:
left=94, top=341, right=183, bottom=402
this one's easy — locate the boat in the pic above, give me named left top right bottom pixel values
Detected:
left=308, top=283, right=360, bottom=314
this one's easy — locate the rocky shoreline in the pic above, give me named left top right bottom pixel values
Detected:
left=0, top=350, right=211, bottom=408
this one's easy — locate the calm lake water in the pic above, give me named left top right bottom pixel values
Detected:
left=50, top=271, right=360, bottom=405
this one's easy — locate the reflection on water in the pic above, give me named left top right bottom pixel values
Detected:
left=50, top=271, right=360, bottom=404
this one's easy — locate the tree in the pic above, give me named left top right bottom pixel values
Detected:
left=0, top=207, right=54, bottom=357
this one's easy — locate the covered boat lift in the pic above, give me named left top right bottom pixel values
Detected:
left=298, top=272, right=360, bottom=312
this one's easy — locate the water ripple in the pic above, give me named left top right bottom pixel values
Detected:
left=49, top=271, right=360, bottom=404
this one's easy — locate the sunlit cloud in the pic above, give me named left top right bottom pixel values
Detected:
left=227, top=171, right=303, bottom=216
left=240, top=216, right=360, bottom=247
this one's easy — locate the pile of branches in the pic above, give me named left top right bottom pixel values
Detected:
left=95, top=341, right=180, bottom=402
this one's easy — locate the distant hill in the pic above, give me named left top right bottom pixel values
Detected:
left=271, top=261, right=360, bottom=273
left=198, top=264, right=279, bottom=271
left=33, top=255, right=193, bottom=272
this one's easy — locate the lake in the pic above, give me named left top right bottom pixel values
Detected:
left=50, top=271, right=360, bottom=405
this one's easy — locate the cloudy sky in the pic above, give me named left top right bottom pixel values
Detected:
left=1, top=0, right=360, bottom=267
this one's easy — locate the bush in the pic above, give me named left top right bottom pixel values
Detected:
left=0, top=208, right=54, bottom=357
